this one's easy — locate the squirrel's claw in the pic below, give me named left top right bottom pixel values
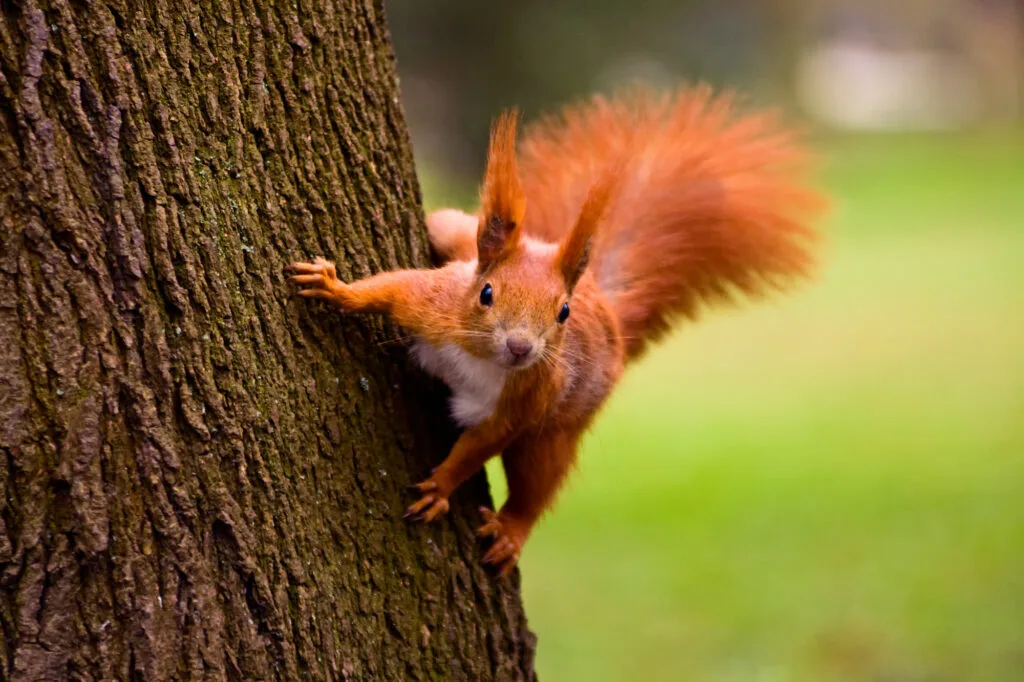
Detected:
left=286, top=261, right=319, bottom=274
left=403, top=495, right=449, bottom=522
left=475, top=507, right=502, bottom=538
left=288, top=273, right=327, bottom=285
left=482, top=537, right=520, bottom=577
left=476, top=508, right=524, bottom=577
left=482, top=536, right=517, bottom=564
left=288, top=257, right=350, bottom=310
left=287, top=258, right=337, bottom=277
left=296, top=288, right=334, bottom=301
left=409, top=480, right=439, bottom=493
left=404, top=480, right=449, bottom=522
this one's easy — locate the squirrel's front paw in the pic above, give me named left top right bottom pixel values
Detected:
left=286, top=257, right=347, bottom=306
left=404, top=479, right=450, bottom=523
left=476, top=507, right=527, bottom=577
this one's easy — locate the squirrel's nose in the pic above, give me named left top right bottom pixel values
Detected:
left=506, top=337, right=533, bottom=357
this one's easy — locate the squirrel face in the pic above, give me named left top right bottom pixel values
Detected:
left=461, top=238, right=572, bottom=371
left=451, top=106, right=615, bottom=371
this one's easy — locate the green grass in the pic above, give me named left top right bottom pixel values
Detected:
left=428, top=131, right=1024, bottom=681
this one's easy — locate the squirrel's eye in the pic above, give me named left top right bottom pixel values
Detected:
left=557, top=301, right=570, bottom=324
left=480, top=283, right=494, bottom=307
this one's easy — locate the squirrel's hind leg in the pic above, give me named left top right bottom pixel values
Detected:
left=477, top=429, right=580, bottom=576
left=426, top=209, right=478, bottom=263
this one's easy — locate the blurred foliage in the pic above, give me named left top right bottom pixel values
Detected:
left=388, top=0, right=1023, bottom=183
left=387, top=0, right=802, bottom=182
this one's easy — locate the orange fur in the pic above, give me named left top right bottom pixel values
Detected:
left=519, top=85, right=825, bottom=358
left=556, top=163, right=621, bottom=291
left=426, top=209, right=478, bottom=262
left=477, top=109, right=527, bottom=269
left=288, top=85, right=824, bottom=576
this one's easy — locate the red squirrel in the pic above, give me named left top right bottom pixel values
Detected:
left=288, top=86, right=824, bottom=576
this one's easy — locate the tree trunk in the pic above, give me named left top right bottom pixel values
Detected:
left=0, top=0, right=535, bottom=680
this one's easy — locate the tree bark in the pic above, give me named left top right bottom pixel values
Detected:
left=0, top=0, right=535, bottom=680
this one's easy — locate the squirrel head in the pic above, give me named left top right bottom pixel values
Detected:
left=459, top=110, right=615, bottom=371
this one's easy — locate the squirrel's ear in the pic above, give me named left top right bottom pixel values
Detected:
left=477, top=109, right=526, bottom=270
left=557, top=168, right=618, bottom=291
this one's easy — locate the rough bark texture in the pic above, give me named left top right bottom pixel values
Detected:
left=0, top=0, right=536, bottom=680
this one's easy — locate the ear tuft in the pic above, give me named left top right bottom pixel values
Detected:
left=477, top=109, right=526, bottom=268
left=557, top=164, right=620, bottom=290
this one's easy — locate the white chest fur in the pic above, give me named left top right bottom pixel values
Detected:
left=410, top=340, right=508, bottom=427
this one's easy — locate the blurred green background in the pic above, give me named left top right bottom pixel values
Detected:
left=388, top=1, right=1024, bottom=679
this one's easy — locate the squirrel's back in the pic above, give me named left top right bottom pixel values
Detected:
left=518, top=85, right=824, bottom=360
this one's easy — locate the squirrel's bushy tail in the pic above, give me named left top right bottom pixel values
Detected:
left=519, top=85, right=825, bottom=361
